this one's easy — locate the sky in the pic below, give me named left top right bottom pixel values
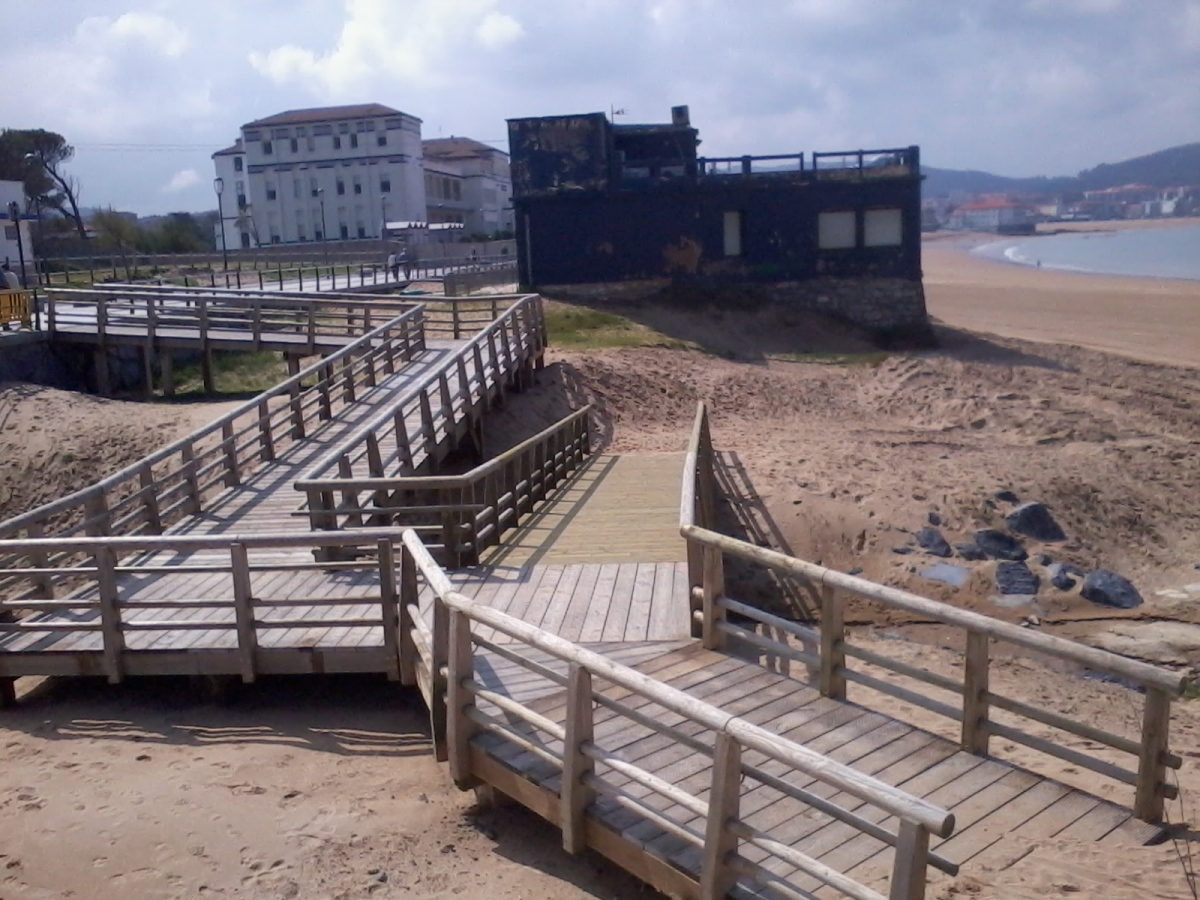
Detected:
left=6, top=0, right=1200, bottom=216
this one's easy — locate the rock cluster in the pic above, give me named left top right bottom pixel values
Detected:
left=895, top=491, right=1143, bottom=612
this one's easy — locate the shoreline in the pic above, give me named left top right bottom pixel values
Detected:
left=921, top=224, right=1200, bottom=369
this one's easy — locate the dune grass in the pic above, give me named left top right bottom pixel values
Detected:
left=543, top=302, right=693, bottom=350
left=170, top=350, right=292, bottom=397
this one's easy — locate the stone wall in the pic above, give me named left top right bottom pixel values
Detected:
left=540, top=276, right=934, bottom=346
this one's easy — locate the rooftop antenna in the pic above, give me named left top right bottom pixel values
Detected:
left=610, top=106, right=627, bottom=122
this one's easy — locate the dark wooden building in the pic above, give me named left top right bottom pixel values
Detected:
left=507, top=107, right=923, bottom=290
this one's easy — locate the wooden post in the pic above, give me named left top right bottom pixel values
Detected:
left=700, top=733, right=741, bottom=900
left=201, top=347, right=216, bottom=393
left=95, top=546, right=124, bottom=684
left=398, top=546, right=418, bottom=687
left=819, top=584, right=847, bottom=700
left=257, top=400, right=276, bottom=462
left=288, top=370, right=306, bottom=440
left=337, top=457, right=365, bottom=528
left=701, top=545, right=725, bottom=650
left=962, top=631, right=991, bottom=755
left=83, top=490, right=112, bottom=537
left=180, top=444, right=202, bottom=514
left=419, top=391, right=435, bottom=447
left=452, top=302, right=461, bottom=339
left=561, top=664, right=595, bottom=854
left=378, top=540, right=401, bottom=681
left=230, top=542, right=257, bottom=683
left=138, top=465, right=163, bottom=534
left=431, top=596, right=450, bottom=762
left=318, top=364, right=333, bottom=420
left=160, top=351, right=174, bottom=397
left=341, top=354, right=357, bottom=405
left=25, top=521, right=54, bottom=599
left=889, top=821, right=930, bottom=900
left=94, top=347, right=111, bottom=397
left=221, top=421, right=240, bottom=487
left=447, top=609, right=478, bottom=788
left=438, top=373, right=453, bottom=422
left=687, top=537, right=704, bottom=639
left=1134, top=688, right=1172, bottom=822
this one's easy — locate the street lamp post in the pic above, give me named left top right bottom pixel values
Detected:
left=213, top=177, right=228, bottom=272
left=318, top=189, right=328, bottom=263
left=6, top=201, right=28, bottom=288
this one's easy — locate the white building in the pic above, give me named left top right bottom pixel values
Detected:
left=212, top=103, right=426, bottom=249
left=0, top=180, right=35, bottom=286
left=422, top=138, right=515, bottom=237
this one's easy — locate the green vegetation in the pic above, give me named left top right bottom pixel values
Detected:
left=765, top=350, right=890, bottom=367
left=543, top=303, right=692, bottom=350
left=169, top=351, right=292, bottom=397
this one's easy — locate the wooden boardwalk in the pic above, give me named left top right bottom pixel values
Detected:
left=0, top=291, right=1186, bottom=900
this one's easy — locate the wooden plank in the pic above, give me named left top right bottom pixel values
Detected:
left=600, top=564, right=641, bottom=643
left=578, top=565, right=620, bottom=643
left=554, top=563, right=602, bottom=643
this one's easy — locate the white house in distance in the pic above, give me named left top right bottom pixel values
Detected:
left=422, top=137, right=515, bottom=236
left=212, top=103, right=427, bottom=250
left=0, top=180, right=36, bottom=285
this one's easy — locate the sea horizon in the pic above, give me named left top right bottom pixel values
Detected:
left=972, top=222, right=1200, bottom=282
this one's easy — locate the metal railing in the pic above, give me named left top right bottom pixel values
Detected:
left=680, top=401, right=1188, bottom=824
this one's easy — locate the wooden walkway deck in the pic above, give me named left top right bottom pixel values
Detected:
left=466, top=641, right=1161, bottom=898
left=0, top=292, right=1183, bottom=900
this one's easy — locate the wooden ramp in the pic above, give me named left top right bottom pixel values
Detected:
left=482, top=453, right=688, bottom=567
left=460, top=640, right=1161, bottom=899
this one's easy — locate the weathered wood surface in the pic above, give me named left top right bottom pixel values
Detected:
left=482, top=454, right=688, bottom=567
left=468, top=644, right=1164, bottom=897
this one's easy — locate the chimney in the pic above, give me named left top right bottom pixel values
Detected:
left=671, top=105, right=690, bottom=127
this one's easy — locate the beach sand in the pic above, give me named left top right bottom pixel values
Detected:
left=3, top=238, right=1200, bottom=898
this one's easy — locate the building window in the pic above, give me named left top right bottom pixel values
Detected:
left=339, top=223, right=349, bottom=239
left=307, top=137, right=315, bottom=152
left=818, top=211, right=856, bottom=249
left=333, top=135, right=342, bottom=150
left=310, top=178, right=319, bottom=197
left=271, top=234, right=280, bottom=244
left=864, top=208, right=903, bottom=247
left=336, top=179, right=345, bottom=195
left=380, top=177, right=391, bottom=193
left=722, top=211, right=743, bottom=257
left=350, top=133, right=359, bottom=149
left=237, top=193, right=247, bottom=209
left=377, top=134, right=387, bottom=147
left=353, top=176, right=362, bottom=195
left=357, top=224, right=366, bottom=238
left=293, top=179, right=301, bottom=199
left=266, top=182, right=277, bottom=201
left=262, top=140, right=273, bottom=155
left=290, top=138, right=298, bottom=153
left=298, top=227, right=307, bottom=241
left=233, top=157, right=243, bottom=172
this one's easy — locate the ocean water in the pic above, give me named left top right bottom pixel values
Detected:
left=973, top=224, right=1200, bottom=281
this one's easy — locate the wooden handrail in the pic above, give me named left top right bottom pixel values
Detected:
left=402, top=528, right=953, bottom=899
left=0, top=304, right=426, bottom=541
left=680, top=400, right=1190, bottom=823
left=297, top=294, right=544, bottom=485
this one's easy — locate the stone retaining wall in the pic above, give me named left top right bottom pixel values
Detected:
left=540, top=277, right=933, bottom=345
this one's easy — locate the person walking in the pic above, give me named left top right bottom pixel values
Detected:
left=1, top=263, right=19, bottom=291
left=386, top=251, right=397, bottom=282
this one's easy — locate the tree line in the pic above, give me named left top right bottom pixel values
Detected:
left=1, top=127, right=217, bottom=256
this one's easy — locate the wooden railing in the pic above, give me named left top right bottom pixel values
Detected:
left=0, top=306, right=427, bottom=598
left=680, top=402, right=1190, bottom=823
left=0, top=529, right=409, bottom=687
left=0, top=289, right=34, bottom=329
left=295, top=295, right=547, bottom=537
left=45, top=287, right=416, bottom=350
left=298, top=407, right=591, bottom=565
left=402, top=530, right=955, bottom=900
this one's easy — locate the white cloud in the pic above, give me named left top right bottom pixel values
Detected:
left=162, top=169, right=201, bottom=193
left=79, top=11, right=190, bottom=57
left=476, top=11, right=524, bottom=48
left=249, top=0, right=525, bottom=95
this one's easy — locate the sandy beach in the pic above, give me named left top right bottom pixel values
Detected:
left=3, top=230, right=1200, bottom=899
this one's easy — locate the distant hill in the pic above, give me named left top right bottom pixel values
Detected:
left=923, top=141, right=1200, bottom=199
